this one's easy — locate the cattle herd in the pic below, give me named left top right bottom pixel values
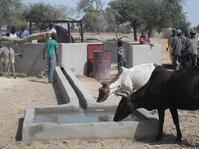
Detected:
left=98, top=63, right=199, bottom=142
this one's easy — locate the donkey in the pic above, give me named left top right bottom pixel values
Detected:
left=0, top=47, right=22, bottom=78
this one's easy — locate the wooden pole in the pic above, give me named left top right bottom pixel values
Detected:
left=0, top=32, right=51, bottom=44
left=80, top=22, right=84, bottom=43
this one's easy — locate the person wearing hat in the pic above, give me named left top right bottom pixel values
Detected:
left=170, top=29, right=183, bottom=70
left=180, top=30, right=190, bottom=67
left=183, top=29, right=198, bottom=67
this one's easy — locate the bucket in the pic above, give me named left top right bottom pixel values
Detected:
left=93, top=51, right=112, bottom=80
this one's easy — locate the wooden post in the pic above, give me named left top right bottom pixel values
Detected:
left=80, top=22, right=84, bottom=43
left=29, top=22, right=32, bottom=35
left=67, top=23, right=71, bottom=43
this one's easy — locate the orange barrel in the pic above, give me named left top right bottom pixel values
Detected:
left=93, top=51, right=112, bottom=80
left=87, top=44, right=104, bottom=76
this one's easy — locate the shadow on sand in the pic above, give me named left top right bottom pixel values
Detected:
left=15, top=118, right=24, bottom=141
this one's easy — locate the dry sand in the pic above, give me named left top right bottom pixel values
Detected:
left=0, top=76, right=199, bottom=149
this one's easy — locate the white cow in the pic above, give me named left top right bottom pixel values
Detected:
left=97, top=63, right=156, bottom=102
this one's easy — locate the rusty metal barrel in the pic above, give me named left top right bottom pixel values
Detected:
left=87, top=44, right=104, bottom=76
left=93, top=51, right=112, bottom=80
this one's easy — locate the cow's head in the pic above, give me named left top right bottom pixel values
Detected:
left=97, top=81, right=110, bottom=103
left=113, top=93, right=136, bottom=121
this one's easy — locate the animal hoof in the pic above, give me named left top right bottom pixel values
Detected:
left=175, top=137, right=182, bottom=143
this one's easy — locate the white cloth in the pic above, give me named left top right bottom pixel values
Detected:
left=48, top=27, right=57, bottom=34
left=9, top=33, right=17, bottom=39
left=47, top=27, right=57, bottom=39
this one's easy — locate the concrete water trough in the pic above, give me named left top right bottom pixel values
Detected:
left=23, top=106, right=158, bottom=141
left=22, top=66, right=158, bottom=141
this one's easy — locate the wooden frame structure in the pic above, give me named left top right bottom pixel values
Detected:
left=29, top=19, right=84, bottom=43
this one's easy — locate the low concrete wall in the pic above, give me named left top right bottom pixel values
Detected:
left=103, top=41, right=132, bottom=66
left=103, top=41, right=164, bottom=68
left=61, top=42, right=105, bottom=76
left=61, top=43, right=88, bottom=75
left=1, top=41, right=164, bottom=76
left=1, top=43, right=61, bottom=76
left=131, top=44, right=164, bottom=67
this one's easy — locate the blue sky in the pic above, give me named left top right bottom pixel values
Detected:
left=183, top=0, right=199, bottom=27
left=25, top=0, right=198, bottom=27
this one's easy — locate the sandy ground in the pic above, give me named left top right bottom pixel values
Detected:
left=1, top=76, right=199, bottom=149
left=0, top=38, right=199, bottom=148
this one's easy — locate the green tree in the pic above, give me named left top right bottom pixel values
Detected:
left=104, top=7, right=119, bottom=33
left=77, top=0, right=106, bottom=32
left=23, top=2, right=68, bottom=30
left=0, top=0, right=25, bottom=28
left=108, top=0, right=142, bottom=41
left=108, top=0, right=189, bottom=40
left=157, top=0, right=189, bottom=32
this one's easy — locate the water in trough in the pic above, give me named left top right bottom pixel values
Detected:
left=34, top=109, right=140, bottom=124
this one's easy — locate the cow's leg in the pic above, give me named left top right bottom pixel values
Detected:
left=169, top=108, right=182, bottom=142
left=155, top=109, right=165, bottom=141
left=12, top=63, right=16, bottom=79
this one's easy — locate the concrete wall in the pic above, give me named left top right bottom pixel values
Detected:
left=1, top=41, right=164, bottom=76
left=61, top=42, right=105, bottom=76
left=1, top=43, right=61, bottom=76
left=103, top=41, right=164, bottom=68
left=130, top=43, right=164, bottom=67
left=61, top=43, right=88, bottom=75
left=103, top=41, right=132, bottom=66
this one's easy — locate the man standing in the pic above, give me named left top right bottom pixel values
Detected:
left=48, top=23, right=57, bottom=34
left=180, top=30, right=190, bottom=68
left=167, top=28, right=176, bottom=64
left=170, top=29, right=183, bottom=70
left=182, top=29, right=198, bottom=67
left=43, top=33, right=58, bottom=83
left=117, top=39, right=127, bottom=70
left=19, top=25, right=29, bottom=39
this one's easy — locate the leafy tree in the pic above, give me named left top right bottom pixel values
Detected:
left=108, top=0, right=142, bottom=41
left=23, top=2, right=68, bottom=30
left=0, top=0, right=25, bottom=29
left=104, top=7, right=119, bottom=33
left=108, top=0, right=189, bottom=40
left=157, top=0, right=189, bottom=31
left=77, top=0, right=106, bottom=32
left=196, top=25, right=199, bottom=33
